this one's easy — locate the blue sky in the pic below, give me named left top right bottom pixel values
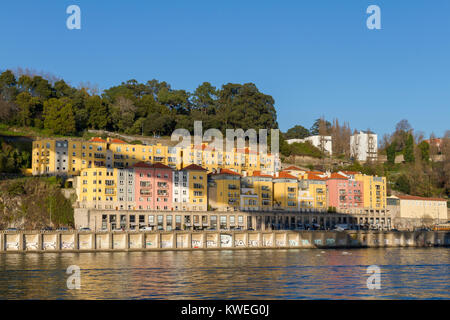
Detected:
left=0, top=0, right=449, bottom=138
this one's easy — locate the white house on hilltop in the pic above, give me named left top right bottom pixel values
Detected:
left=350, top=131, right=378, bottom=161
left=286, top=135, right=333, bottom=155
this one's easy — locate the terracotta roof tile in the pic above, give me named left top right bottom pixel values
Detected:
left=182, top=164, right=207, bottom=171
left=216, top=168, right=241, bottom=176
left=251, top=171, right=273, bottom=178
left=397, top=195, right=446, bottom=202
left=133, top=162, right=172, bottom=170
left=285, top=165, right=303, bottom=171
left=275, top=171, right=298, bottom=180
left=329, top=172, right=348, bottom=179
left=110, top=138, right=126, bottom=144
left=307, top=173, right=327, bottom=181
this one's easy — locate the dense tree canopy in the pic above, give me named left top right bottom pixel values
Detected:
left=0, top=70, right=279, bottom=136
left=284, top=125, right=310, bottom=139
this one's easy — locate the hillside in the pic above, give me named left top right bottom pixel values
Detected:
left=0, top=177, right=74, bottom=229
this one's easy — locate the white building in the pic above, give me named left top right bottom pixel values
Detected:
left=350, top=131, right=378, bottom=161
left=172, top=170, right=189, bottom=211
left=286, top=135, right=332, bottom=155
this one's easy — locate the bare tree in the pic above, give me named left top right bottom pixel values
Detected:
left=77, top=81, right=99, bottom=95
left=442, top=130, right=450, bottom=192
left=428, top=132, right=439, bottom=157
left=0, top=98, right=17, bottom=122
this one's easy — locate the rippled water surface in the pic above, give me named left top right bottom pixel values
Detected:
left=0, top=248, right=449, bottom=299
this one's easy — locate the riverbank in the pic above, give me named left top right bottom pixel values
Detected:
left=1, top=230, right=449, bottom=253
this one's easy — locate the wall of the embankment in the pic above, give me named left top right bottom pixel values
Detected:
left=0, top=230, right=448, bottom=253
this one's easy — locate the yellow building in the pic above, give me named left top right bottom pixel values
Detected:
left=76, top=167, right=117, bottom=210
left=33, top=137, right=109, bottom=176
left=273, top=171, right=298, bottom=210
left=208, top=169, right=241, bottom=211
left=298, top=173, right=328, bottom=211
left=242, top=171, right=274, bottom=211
left=109, top=140, right=180, bottom=169
left=32, top=137, right=279, bottom=177
left=345, top=171, right=387, bottom=210
left=182, top=164, right=208, bottom=211
left=388, top=195, right=448, bottom=230
left=32, top=139, right=56, bottom=175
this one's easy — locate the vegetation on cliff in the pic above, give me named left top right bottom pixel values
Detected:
left=0, top=177, right=74, bottom=229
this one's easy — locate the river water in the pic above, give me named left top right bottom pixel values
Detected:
left=0, top=248, right=448, bottom=299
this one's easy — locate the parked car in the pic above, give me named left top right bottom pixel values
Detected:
left=79, top=227, right=91, bottom=232
left=5, top=228, right=18, bottom=231
left=140, top=226, right=153, bottom=231
left=41, top=226, right=53, bottom=231
left=56, top=227, right=69, bottom=231
left=334, top=224, right=350, bottom=231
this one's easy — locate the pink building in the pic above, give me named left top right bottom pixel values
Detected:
left=133, top=162, right=173, bottom=211
left=326, top=173, right=364, bottom=211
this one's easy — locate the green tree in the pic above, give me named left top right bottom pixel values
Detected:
left=0, top=70, right=18, bottom=101
left=86, top=95, right=108, bottom=129
left=143, top=114, right=176, bottom=136
left=192, top=82, right=217, bottom=114
left=216, top=83, right=278, bottom=132
left=404, top=133, right=415, bottom=163
left=43, top=98, right=76, bottom=135
left=418, top=141, right=430, bottom=163
left=284, top=125, right=310, bottom=139
left=14, top=92, right=40, bottom=126
left=386, top=141, right=397, bottom=165
left=310, top=118, right=331, bottom=136
left=110, top=96, right=137, bottom=132
left=395, top=174, right=411, bottom=194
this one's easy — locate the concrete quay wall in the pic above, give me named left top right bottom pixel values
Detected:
left=0, top=230, right=449, bottom=253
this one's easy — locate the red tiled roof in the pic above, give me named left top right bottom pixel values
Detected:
left=275, top=171, right=298, bottom=180
left=329, top=172, right=348, bottom=179
left=90, top=137, right=107, bottom=143
left=251, top=171, right=273, bottom=178
left=182, top=164, right=207, bottom=171
left=110, top=138, right=126, bottom=144
left=132, top=161, right=153, bottom=168
left=149, top=163, right=173, bottom=170
left=217, top=168, right=241, bottom=176
left=194, top=144, right=208, bottom=151
left=307, top=173, right=327, bottom=181
left=341, top=171, right=360, bottom=175
left=306, top=171, right=324, bottom=175
left=397, top=195, right=446, bottom=202
left=236, top=147, right=258, bottom=155
left=285, top=165, right=303, bottom=171
left=132, top=162, right=172, bottom=170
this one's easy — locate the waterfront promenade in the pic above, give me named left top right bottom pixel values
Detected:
left=0, top=230, right=449, bottom=253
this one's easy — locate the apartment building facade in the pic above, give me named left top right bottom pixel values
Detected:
left=32, top=137, right=280, bottom=177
